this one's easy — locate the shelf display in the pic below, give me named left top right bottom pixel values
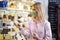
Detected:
left=0, top=0, right=35, bottom=30
left=7, top=0, right=34, bottom=25
left=7, top=0, right=35, bottom=11
left=8, top=1, right=16, bottom=8
left=0, top=0, right=35, bottom=40
left=24, top=5, right=28, bottom=10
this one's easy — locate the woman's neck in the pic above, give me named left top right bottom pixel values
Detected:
left=36, top=20, right=40, bottom=24
left=36, top=17, right=40, bottom=23
left=34, top=18, right=40, bottom=24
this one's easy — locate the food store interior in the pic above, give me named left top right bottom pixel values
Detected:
left=0, top=0, right=60, bottom=40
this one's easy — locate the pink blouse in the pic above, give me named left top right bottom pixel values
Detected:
left=20, top=20, right=52, bottom=40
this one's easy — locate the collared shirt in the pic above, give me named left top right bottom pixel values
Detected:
left=20, top=20, right=52, bottom=40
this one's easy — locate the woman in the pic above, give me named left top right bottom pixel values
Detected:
left=16, top=2, right=52, bottom=40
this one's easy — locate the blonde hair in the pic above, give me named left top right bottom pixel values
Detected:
left=32, top=2, right=45, bottom=21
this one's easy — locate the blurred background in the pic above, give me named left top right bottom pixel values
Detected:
left=0, top=0, right=60, bottom=40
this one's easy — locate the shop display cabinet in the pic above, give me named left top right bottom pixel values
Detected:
left=48, top=2, right=60, bottom=40
left=48, top=2, right=58, bottom=40
left=58, top=4, right=60, bottom=40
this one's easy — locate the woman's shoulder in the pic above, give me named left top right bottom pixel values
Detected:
left=41, top=20, right=50, bottom=25
left=41, top=20, right=51, bottom=28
